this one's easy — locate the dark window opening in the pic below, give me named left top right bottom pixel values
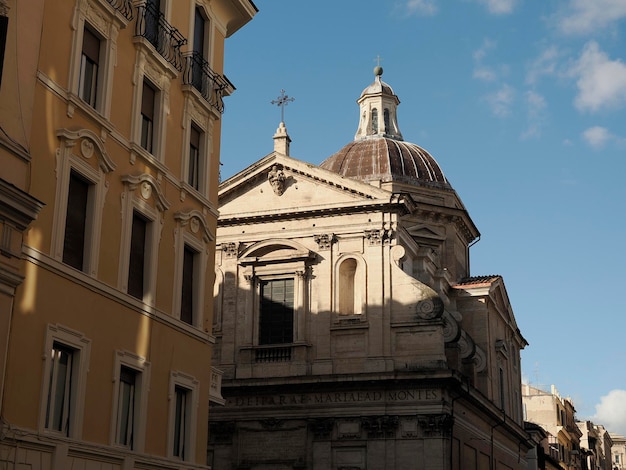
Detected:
left=259, top=278, right=294, bottom=345
left=128, top=211, right=147, bottom=299
left=63, top=171, right=90, bottom=271
left=79, top=26, right=100, bottom=107
left=140, top=80, right=156, bottom=153
left=180, top=245, right=196, bottom=325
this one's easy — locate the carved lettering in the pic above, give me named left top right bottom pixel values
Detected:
left=229, top=389, right=438, bottom=407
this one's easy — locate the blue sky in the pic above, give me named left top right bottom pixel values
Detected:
left=220, top=0, right=626, bottom=434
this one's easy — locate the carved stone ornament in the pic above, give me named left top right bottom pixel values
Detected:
left=268, top=164, right=286, bottom=195
left=309, top=417, right=334, bottom=439
left=259, top=417, right=284, bottom=429
left=361, top=415, right=399, bottom=438
left=442, top=310, right=461, bottom=343
left=223, top=242, right=238, bottom=258
left=417, top=414, right=453, bottom=436
left=365, top=227, right=394, bottom=245
left=415, top=296, right=444, bottom=320
left=314, top=233, right=334, bottom=250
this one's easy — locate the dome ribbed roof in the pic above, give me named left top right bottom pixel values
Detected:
left=320, top=137, right=450, bottom=188
left=319, top=67, right=451, bottom=189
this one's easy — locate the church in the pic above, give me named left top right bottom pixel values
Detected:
left=208, top=67, right=533, bottom=469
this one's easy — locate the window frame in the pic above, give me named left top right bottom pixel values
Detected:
left=187, top=122, right=202, bottom=191
left=110, top=350, right=151, bottom=451
left=258, top=277, right=295, bottom=345
left=52, top=129, right=115, bottom=277
left=67, top=0, right=124, bottom=119
left=78, top=25, right=101, bottom=108
left=167, top=371, right=199, bottom=461
left=39, top=324, right=91, bottom=438
left=172, top=211, right=211, bottom=328
left=239, top=240, right=312, bottom=348
left=118, top=174, right=169, bottom=305
left=130, top=41, right=173, bottom=166
left=180, top=99, right=213, bottom=198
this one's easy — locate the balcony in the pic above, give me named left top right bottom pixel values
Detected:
left=255, top=345, right=292, bottom=363
left=105, top=0, right=133, bottom=21
left=182, top=51, right=231, bottom=114
left=134, top=1, right=187, bottom=71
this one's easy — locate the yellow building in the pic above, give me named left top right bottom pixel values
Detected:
left=0, top=0, right=255, bottom=468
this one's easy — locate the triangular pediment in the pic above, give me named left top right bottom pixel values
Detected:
left=405, top=224, right=445, bottom=240
left=219, top=153, right=406, bottom=220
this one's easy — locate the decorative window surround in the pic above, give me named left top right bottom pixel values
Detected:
left=51, top=128, right=115, bottom=277
left=167, top=370, right=199, bottom=461
left=129, top=48, right=172, bottom=165
left=172, top=210, right=212, bottom=327
left=110, top=350, right=151, bottom=451
left=39, top=323, right=92, bottom=438
left=67, top=0, right=128, bottom=120
left=239, top=240, right=313, bottom=347
left=180, top=94, right=214, bottom=199
left=118, top=173, right=169, bottom=304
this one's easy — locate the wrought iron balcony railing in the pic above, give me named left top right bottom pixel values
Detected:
left=106, top=0, right=133, bottom=21
left=134, top=2, right=187, bottom=71
left=182, top=51, right=230, bottom=113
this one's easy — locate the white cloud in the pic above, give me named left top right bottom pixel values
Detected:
left=521, top=91, right=547, bottom=139
left=526, top=45, right=561, bottom=85
left=558, top=0, right=626, bottom=35
left=592, top=389, right=626, bottom=435
left=582, top=126, right=612, bottom=149
left=486, top=84, right=515, bottom=117
left=473, top=39, right=502, bottom=82
left=401, top=0, right=438, bottom=16
left=474, top=67, right=498, bottom=82
left=474, top=0, right=517, bottom=15
left=570, top=41, right=626, bottom=113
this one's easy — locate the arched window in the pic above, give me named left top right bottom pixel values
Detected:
left=371, top=108, right=378, bottom=134
left=384, top=108, right=390, bottom=134
left=338, top=258, right=357, bottom=314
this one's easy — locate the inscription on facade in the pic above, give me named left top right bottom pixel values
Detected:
left=230, top=389, right=439, bottom=407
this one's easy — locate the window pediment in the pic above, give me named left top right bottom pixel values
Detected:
left=239, top=239, right=313, bottom=266
left=57, top=128, right=116, bottom=173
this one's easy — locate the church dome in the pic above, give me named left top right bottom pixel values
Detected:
left=320, top=67, right=450, bottom=189
left=320, top=137, right=449, bottom=188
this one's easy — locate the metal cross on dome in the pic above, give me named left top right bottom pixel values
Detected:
left=271, top=89, right=295, bottom=124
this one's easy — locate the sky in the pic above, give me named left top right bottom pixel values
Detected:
left=219, top=0, right=626, bottom=435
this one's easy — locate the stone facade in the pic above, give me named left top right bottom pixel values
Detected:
left=209, top=70, right=532, bottom=469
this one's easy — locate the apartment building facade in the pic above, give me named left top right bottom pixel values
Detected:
left=523, top=384, right=584, bottom=469
left=0, top=0, right=255, bottom=468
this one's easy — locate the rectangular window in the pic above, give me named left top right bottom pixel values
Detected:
left=0, top=14, right=8, bottom=90
left=63, top=171, right=90, bottom=271
left=116, top=366, right=138, bottom=448
left=173, top=385, right=190, bottom=460
left=140, top=80, right=156, bottom=153
left=191, top=7, right=207, bottom=91
left=188, top=124, right=201, bottom=190
left=128, top=211, right=147, bottom=299
left=259, top=278, right=294, bottom=345
left=499, top=367, right=506, bottom=410
left=180, top=245, right=197, bottom=325
left=45, top=342, right=75, bottom=435
left=79, top=26, right=100, bottom=107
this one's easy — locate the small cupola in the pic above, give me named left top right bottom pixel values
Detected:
left=354, top=66, right=403, bottom=141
